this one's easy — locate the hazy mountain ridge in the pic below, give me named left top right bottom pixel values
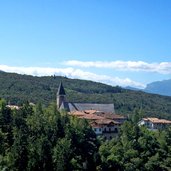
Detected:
left=125, top=79, right=171, bottom=97
left=144, top=79, right=171, bottom=96
left=0, top=71, right=171, bottom=119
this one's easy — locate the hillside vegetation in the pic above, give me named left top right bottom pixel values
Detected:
left=0, top=71, right=171, bottom=119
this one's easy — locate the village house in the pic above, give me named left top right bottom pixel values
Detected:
left=6, top=104, right=20, bottom=110
left=70, top=110, right=122, bottom=140
left=90, top=119, right=121, bottom=140
left=138, top=117, right=171, bottom=130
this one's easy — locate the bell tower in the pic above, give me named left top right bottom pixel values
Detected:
left=56, top=82, right=66, bottom=109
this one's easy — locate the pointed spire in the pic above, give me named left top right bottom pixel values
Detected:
left=57, top=82, right=66, bottom=95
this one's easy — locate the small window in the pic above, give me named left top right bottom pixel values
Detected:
left=115, top=128, right=118, bottom=133
left=94, top=128, right=97, bottom=131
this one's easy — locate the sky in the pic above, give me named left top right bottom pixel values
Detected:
left=0, top=0, right=171, bottom=88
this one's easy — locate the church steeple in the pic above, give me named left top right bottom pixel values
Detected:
left=57, top=82, right=66, bottom=109
left=57, top=82, right=66, bottom=96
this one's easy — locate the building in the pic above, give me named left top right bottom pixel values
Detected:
left=70, top=110, right=122, bottom=140
left=6, top=105, right=20, bottom=110
left=57, top=82, right=126, bottom=139
left=91, top=119, right=121, bottom=140
left=56, top=82, right=115, bottom=113
left=138, top=117, right=171, bottom=130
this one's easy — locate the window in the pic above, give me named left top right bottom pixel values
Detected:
left=114, top=128, right=118, bottom=133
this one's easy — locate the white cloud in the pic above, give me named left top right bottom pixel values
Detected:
left=0, top=64, right=145, bottom=88
left=64, top=60, right=171, bottom=74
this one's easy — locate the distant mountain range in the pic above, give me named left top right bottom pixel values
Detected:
left=144, top=79, right=171, bottom=96
left=126, top=79, right=171, bottom=97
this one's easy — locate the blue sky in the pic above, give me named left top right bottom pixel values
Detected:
left=0, top=0, right=171, bottom=88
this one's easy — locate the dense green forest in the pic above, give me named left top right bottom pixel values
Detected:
left=0, top=71, right=171, bottom=119
left=0, top=99, right=171, bottom=171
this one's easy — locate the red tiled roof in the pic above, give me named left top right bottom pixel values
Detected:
left=77, top=114, right=104, bottom=120
left=97, top=113, right=126, bottom=119
left=143, top=117, right=171, bottom=124
left=90, top=119, right=120, bottom=126
left=69, top=110, right=85, bottom=116
left=70, top=110, right=123, bottom=126
left=95, top=119, right=120, bottom=125
left=84, top=110, right=98, bottom=114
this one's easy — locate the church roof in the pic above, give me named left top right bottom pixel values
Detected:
left=68, top=103, right=115, bottom=113
left=57, top=82, right=66, bottom=95
left=59, top=102, right=70, bottom=111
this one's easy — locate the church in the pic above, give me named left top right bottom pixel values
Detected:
left=56, top=82, right=127, bottom=140
left=56, top=82, right=115, bottom=113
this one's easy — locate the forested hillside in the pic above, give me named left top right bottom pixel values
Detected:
left=0, top=71, right=171, bottom=119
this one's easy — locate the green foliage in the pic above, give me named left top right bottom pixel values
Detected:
left=130, top=108, right=145, bottom=123
left=98, top=122, right=171, bottom=171
left=0, top=100, right=99, bottom=170
left=53, top=138, right=72, bottom=171
left=0, top=71, right=171, bottom=119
